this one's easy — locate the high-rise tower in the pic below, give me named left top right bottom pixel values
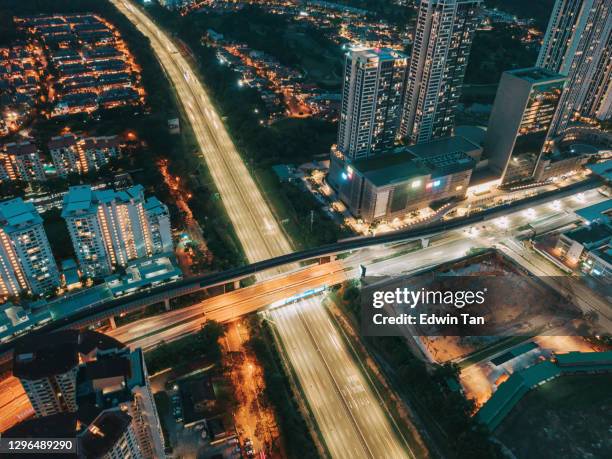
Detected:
left=337, top=47, right=408, bottom=160
left=537, top=0, right=612, bottom=134
left=0, top=198, right=59, bottom=297
left=483, top=68, right=565, bottom=185
left=400, top=0, right=482, bottom=144
left=62, top=185, right=173, bottom=278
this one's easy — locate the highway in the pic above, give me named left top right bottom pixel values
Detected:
left=1, top=189, right=606, bottom=434
left=109, top=261, right=347, bottom=350
left=269, top=296, right=412, bottom=459
left=110, top=0, right=293, bottom=269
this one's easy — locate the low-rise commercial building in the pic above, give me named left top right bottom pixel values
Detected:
left=328, top=136, right=476, bottom=222
left=478, top=351, right=612, bottom=431
left=556, top=200, right=612, bottom=281
left=0, top=301, right=51, bottom=343
left=105, top=253, right=182, bottom=297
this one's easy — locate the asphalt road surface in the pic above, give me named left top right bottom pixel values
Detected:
left=269, top=296, right=413, bottom=459
left=111, top=0, right=293, bottom=270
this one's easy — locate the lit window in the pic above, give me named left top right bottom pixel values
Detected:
left=411, top=180, right=421, bottom=189
left=456, top=185, right=463, bottom=191
left=433, top=180, right=441, bottom=187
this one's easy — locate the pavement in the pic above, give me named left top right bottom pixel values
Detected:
left=269, top=296, right=413, bottom=459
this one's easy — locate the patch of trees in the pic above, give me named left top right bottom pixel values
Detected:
left=465, top=23, right=538, bottom=85
left=145, top=321, right=225, bottom=374
left=247, top=318, right=320, bottom=459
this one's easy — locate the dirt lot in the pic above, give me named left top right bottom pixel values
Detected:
left=496, top=374, right=612, bottom=458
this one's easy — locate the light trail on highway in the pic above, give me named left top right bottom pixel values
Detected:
left=109, top=261, right=348, bottom=350
left=0, top=189, right=607, bottom=435
left=110, top=0, right=293, bottom=271
left=269, top=296, right=413, bottom=459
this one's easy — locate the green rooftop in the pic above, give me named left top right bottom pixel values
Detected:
left=556, top=350, right=612, bottom=366
left=477, top=351, right=612, bottom=431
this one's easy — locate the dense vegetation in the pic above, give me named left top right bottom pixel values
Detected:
left=485, top=0, right=555, bottom=30
left=466, top=23, right=539, bottom=86
left=337, top=0, right=416, bottom=26
left=145, top=321, right=225, bottom=374
left=246, top=317, right=320, bottom=459
left=337, top=282, right=503, bottom=458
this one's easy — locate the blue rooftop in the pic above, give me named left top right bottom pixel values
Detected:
left=575, top=199, right=611, bottom=224
left=0, top=198, right=42, bottom=232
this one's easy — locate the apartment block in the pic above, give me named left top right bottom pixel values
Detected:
left=400, top=0, right=482, bottom=144
left=12, top=330, right=124, bottom=418
left=537, top=0, right=612, bottom=133
left=1, top=141, right=46, bottom=182
left=11, top=330, right=164, bottom=458
left=49, top=134, right=121, bottom=176
left=0, top=198, right=59, bottom=297
left=337, top=47, right=407, bottom=160
left=77, top=347, right=165, bottom=458
left=62, top=185, right=173, bottom=278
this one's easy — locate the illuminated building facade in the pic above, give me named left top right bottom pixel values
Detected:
left=77, top=347, right=165, bottom=458
left=483, top=68, right=565, bottom=185
left=0, top=198, right=60, bottom=297
left=0, top=141, right=46, bottom=182
left=49, top=134, right=121, bottom=177
left=329, top=136, right=476, bottom=222
left=400, top=0, right=482, bottom=144
left=143, top=197, right=174, bottom=254
left=337, top=47, right=407, bottom=160
left=12, top=330, right=164, bottom=458
left=537, top=0, right=612, bottom=134
left=62, top=185, right=172, bottom=278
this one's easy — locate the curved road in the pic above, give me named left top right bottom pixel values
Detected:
left=110, top=0, right=293, bottom=267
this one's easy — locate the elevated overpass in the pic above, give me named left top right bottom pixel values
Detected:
left=0, top=177, right=601, bottom=364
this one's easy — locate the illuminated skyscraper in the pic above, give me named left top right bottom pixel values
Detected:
left=400, top=0, right=482, bottom=144
left=537, top=0, right=612, bottom=134
left=62, top=185, right=172, bottom=278
left=483, top=68, right=565, bottom=185
left=337, top=47, right=407, bottom=160
left=13, top=330, right=123, bottom=418
left=0, top=198, right=59, bottom=297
